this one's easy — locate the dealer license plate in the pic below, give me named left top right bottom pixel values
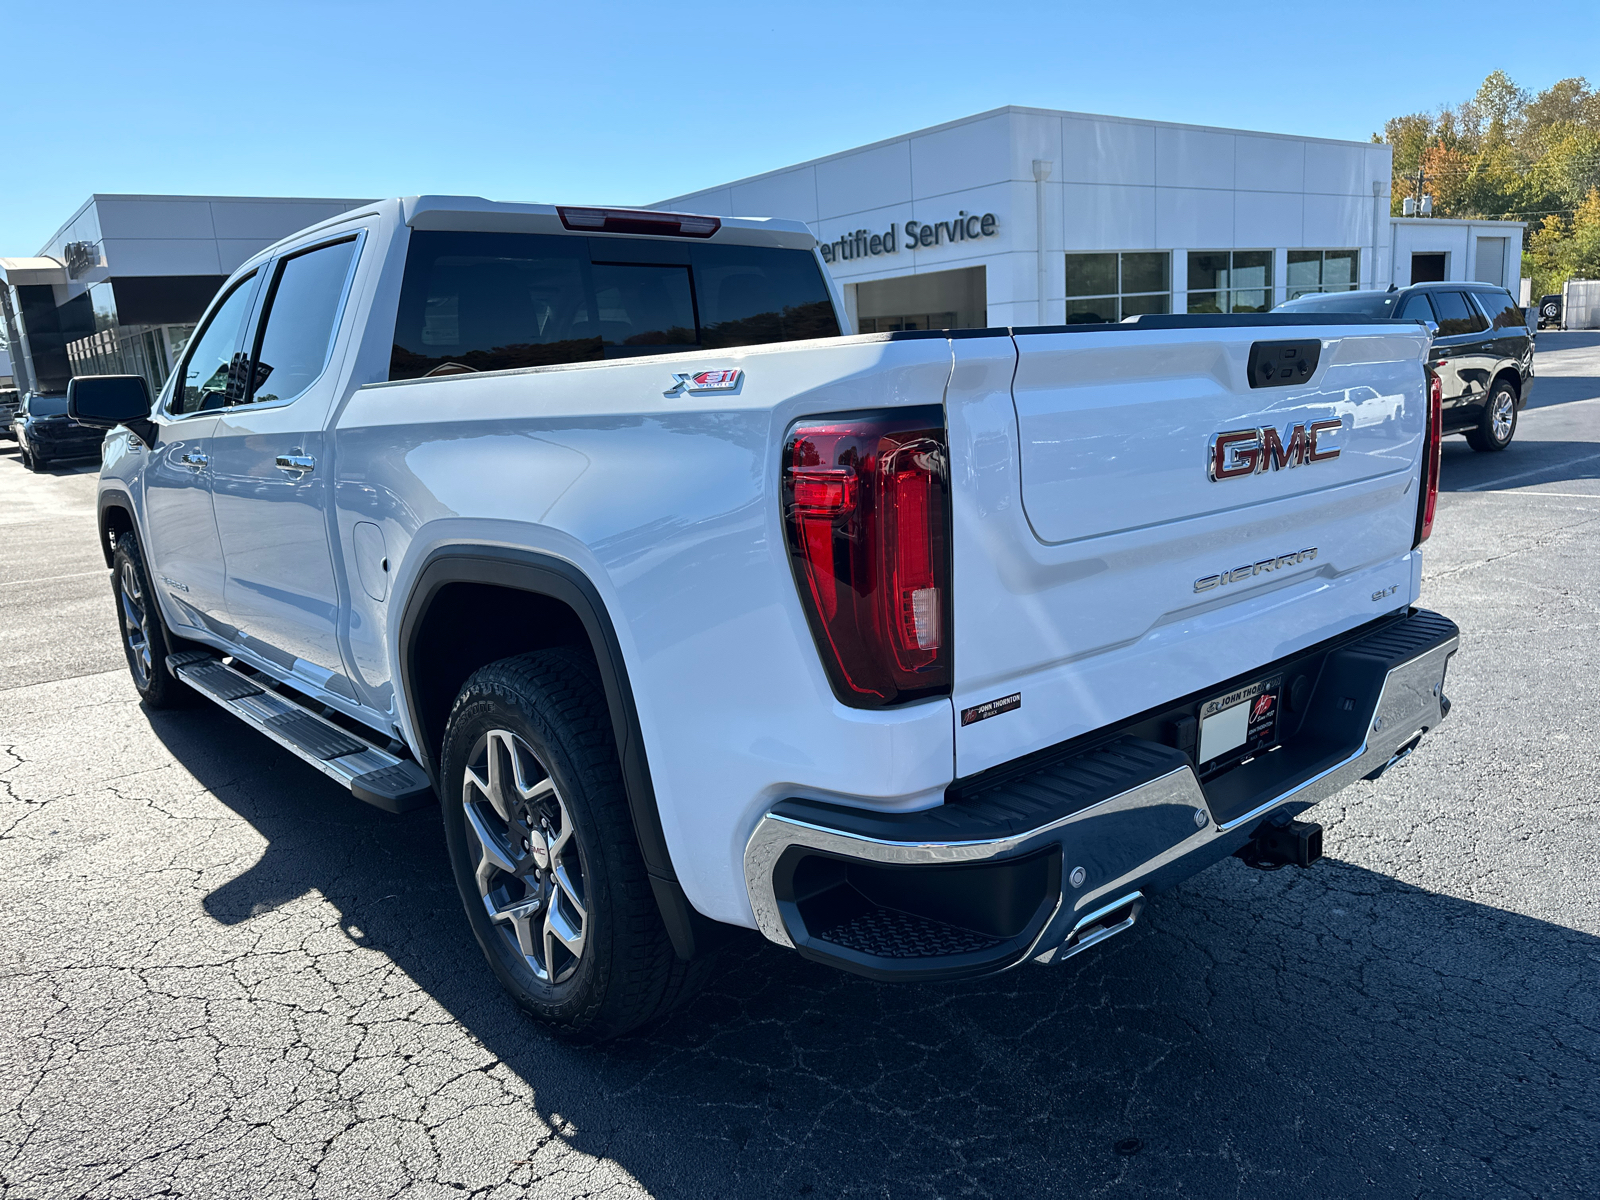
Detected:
left=1197, top=675, right=1283, bottom=770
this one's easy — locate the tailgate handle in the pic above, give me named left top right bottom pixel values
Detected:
left=1248, top=340, right=1322, bottom=389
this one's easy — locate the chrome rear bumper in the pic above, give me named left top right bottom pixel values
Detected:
left=743, top=610, right=1459, bottom=980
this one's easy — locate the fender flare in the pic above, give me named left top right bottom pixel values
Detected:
left=395, top=544, right=724, bottom=959
left=97, top=488, right=140, bottom=566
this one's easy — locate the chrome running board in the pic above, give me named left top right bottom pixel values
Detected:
left=168, top=651, right=434, bottom=813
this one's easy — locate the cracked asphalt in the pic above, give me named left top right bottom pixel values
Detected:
left=2, top=334, right=1597, bottom=1199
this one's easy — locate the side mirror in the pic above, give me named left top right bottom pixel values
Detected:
left=67, top=374, right=156, bottom=447
left=67, top=374, right=152, bottom=429
left=1424, top=319, right=1440, bottom=336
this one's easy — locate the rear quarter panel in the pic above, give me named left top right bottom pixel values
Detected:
left=332, top=335, right=957, bottom=926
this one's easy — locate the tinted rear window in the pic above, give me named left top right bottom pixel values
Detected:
left=390, top=231, right=839, bottom=381
left=1395, top=293, right=1436, bottom=322
left=1276, top=293, right=1397, bottom=317
left=1431, top=291, right=1489, bottom=336
left=1472, top=290, right=1525, bottom=331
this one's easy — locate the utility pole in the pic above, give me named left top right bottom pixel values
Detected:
left=1403, top=165, right=1433, bottom=217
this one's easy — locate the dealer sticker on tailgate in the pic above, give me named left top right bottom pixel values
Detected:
left=1197, top=675, right=1283, bottom=769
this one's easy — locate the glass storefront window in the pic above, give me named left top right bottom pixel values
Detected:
left=857, top=311, right=958, bottom=333
left=1188, top=251, right=1274, bottom=314
left=63, top=280, right=198, bottom=395
left=1286, top=250, right=1360, bottom=301
left=65, top=321, right=192, bottom=394
left=1064, top=251, right=1171, bottom=323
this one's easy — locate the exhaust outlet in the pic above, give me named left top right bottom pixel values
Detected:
left=1037, top=892, right=1145, bottom=963
left=1235, top=818, right=1323, bottom=870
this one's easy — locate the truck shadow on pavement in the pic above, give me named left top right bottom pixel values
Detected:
left=148, top=705, right=1597, bottom=1198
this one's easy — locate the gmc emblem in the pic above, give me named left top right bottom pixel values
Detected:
left=1208, top=419, right=1343, bottom=481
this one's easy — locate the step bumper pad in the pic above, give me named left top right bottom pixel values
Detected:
left=743, top=609, right=1459, bottom=980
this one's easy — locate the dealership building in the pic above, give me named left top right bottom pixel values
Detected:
left=661, top=105, right=1525, bottom=332
left=0, top=194, right=370, bottom=398
left=2, top=110, right=1530, bottom=396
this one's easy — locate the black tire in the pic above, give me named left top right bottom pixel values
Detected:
left=22, top=448, right=43, bottom=472
left=439, top=648, right=711, bottom=1039
left=1466, top=379, right=1518, bottom=452
left=110, top=532, right=198, bottom=708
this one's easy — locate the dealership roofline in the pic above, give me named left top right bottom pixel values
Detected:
left=658, top=104, right=1391, bottom=207
left=1392, top=215, right=1527, bottom=229
left=37, top=193, right=376, bottom=256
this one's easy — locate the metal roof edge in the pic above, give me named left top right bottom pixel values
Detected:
left=654, top=104, right=1391, bottom=207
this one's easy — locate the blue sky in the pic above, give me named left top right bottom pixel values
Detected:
left=4, top=0, right=1597, bottom=252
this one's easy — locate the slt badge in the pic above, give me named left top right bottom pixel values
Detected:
left=664, top=368, right=742, bottom=396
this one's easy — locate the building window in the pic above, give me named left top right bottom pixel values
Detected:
left=857, top=312, right=957, bottom=333
left=1287, top=250, right=1360, bottom=300
left=1187, top=251, right=1273, bottom=313
left=1063, top=252, right=1170, bottom=323
left=853, top=265, right=987, bottom=333
left=65, top=323, right=192, bottom=395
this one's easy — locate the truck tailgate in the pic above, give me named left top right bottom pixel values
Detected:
left=947, top=323, right=1431, bottom=777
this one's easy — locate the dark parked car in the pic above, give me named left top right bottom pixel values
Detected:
left=12, top=390, right=105, bottom=471
left=1537, top=294, right=1562, bottom=329
left=1277, top=282, right=1534, bottom=452
left=0, top=387, right=18, bottom=440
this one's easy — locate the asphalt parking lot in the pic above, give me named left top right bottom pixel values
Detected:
left=1, top=337, right=1597, bottom=1200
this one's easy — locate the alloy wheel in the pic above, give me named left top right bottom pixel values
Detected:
left=119, top=560, right=153, bottom=687
left=462, top=729, right=588, bottom=983
left=1491, top=391, right=1515, bottom=443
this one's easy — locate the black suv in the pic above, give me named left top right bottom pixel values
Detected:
left=11, top=390, right=105, bottom=471
left=1277, top=282, right=1534, bottom=452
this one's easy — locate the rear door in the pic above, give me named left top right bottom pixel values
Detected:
left=1471, top=289, right=1532, bottom=389
left=1428, top=290, right=1494, bottom=430
left=208, top=234, right=363, bottom=692
left=946, top=322, right=1430, bottom=776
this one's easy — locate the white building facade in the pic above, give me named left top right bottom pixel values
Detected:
left=1390, top=216, right=1525, bottom=291
left=661, top=106, right=1522, bottom=333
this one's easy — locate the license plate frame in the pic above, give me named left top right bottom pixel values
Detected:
left=1197, top=674, right=1284, bottom=774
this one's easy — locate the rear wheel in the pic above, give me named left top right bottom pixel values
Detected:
left=1466, top=380, right=1518, bottom=452
left=110, top=532, right=196, bottom=708
left=439, top=649, right=710, bottom=1039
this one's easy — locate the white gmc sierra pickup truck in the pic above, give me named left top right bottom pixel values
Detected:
left=69, top=197, right=1458, bottom=1038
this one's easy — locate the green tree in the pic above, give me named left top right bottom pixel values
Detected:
left=1569, top=187, right=1600, bottom=279
left=1382, top=72, right=1600, bottom=292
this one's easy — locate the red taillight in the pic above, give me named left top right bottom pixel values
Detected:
left=1416, top=371, right=1443, bottom=545
left=556, top=206, right=721, bottom=238
left=782, top=409, right=951, bottom=707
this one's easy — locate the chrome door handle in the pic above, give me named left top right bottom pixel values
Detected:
left=275, top=454, right=315, bottom=475
left=178, top=452, right=209, bottom=470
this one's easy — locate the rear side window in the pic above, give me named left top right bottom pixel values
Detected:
left=1472, top=290, right=1526, bottom=332
left=1395, top=293, right=1436, bottom=322
left=248, top=238, right=360, bottom=405
left=1430, top=291, right=1489, bottom=336
left=389, top=231, right=839, bottom=381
